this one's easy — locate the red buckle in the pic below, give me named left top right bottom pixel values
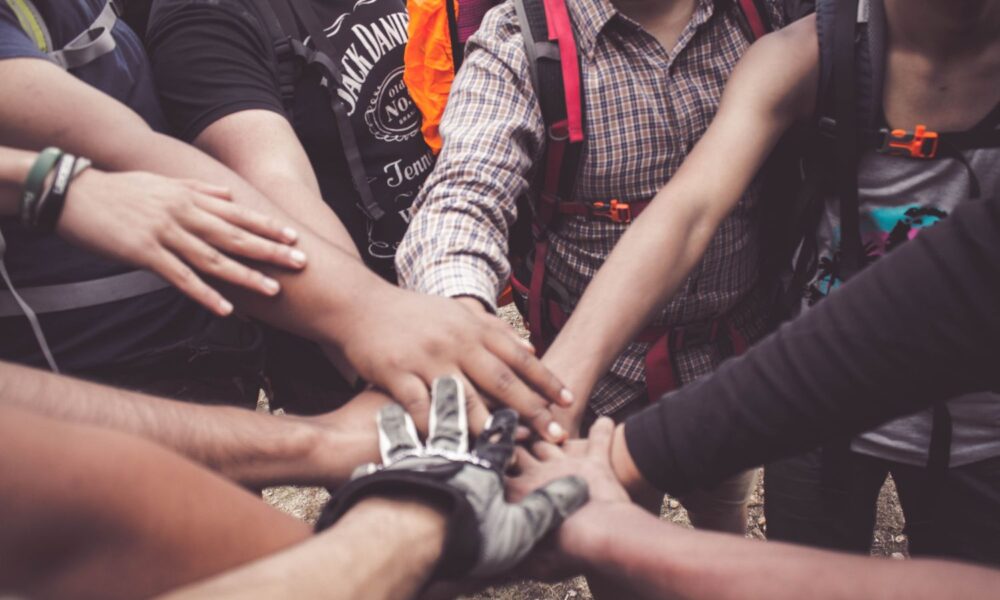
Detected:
left=591, top=199, right=632, bottom=223
left=878, top=124, right=939, bottom=159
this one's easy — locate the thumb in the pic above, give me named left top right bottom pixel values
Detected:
left=471, top=476, right=589, bottom=578
left=517, top=475, right=590, bottom=533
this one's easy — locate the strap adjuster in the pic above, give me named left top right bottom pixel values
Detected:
left=591, top=199, right=632, bottom=223
left=878, top=124, right=939, bottom=159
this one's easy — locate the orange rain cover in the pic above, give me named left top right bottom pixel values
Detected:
left=404, top=0, right=457, bottom=154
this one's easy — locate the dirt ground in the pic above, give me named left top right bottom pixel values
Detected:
left=264, top=306, right=909, bottom=599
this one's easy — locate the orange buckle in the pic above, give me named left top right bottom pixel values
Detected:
left=592, top=199, right=632, bottom=223
left=878, top=124, right=939, bottom=159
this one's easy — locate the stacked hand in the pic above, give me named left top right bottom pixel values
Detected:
left=57, top=169, right=306, bottom=316
left=317, top=376, right=589, bottom=578
left=340, top=291, right=574, bottom=443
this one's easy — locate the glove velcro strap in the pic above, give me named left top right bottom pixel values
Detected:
left=316, top=468, right=481, bottom=578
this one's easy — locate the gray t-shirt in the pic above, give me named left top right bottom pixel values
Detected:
left=802, top=140, right=1000, bottom=467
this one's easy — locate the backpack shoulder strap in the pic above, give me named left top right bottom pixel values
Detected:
left=5, top=0, right=52, bottom=52
left=815, top=0, right=870, bottom=279
left=7, top=0, right=121, bottom=70
left=513, top=0, right=584, bottom=200
left=250, top=0, right=301, bottom=112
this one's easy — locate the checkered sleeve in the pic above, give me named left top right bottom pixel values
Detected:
left=396, top=3, right=546, bottom=311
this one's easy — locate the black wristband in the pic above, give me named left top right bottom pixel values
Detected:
left=34, top=153, right=77, bottom=232
left=316, top=467, right=481, bottom=579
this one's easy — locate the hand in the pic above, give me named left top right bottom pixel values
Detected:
left=56, top=169, right=307, bottom=316
left=341, top=288, right=573, bottom=443
left=506, top=417, right=631, bottom=579
left=316, top=376, right=589, bottom=578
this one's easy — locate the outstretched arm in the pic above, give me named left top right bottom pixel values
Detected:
left=572, top=503, right=999, bottom=600
left=542, top=17, right=820, bottom=423
left=158, top=497, right=447, bottom=600
left=511, top=418, right=1000, bottom=600
left=612, top=180, right=1000, bottom=497
left=0, top=145, right=305, bottom=314
left=0, top=360, right=382, bottom=488
left=0, top=57, right=570, bottom=440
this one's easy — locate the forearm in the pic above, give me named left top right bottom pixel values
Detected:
left=543, top=195, right=719, bottom=407
left=0, top=58, right=386, bottom=349
left=0, top=361, right=379, bottom=488
left=191, top=110, right=360, bottom=256
left=0, top=146, right=36, bottom=215
left=159, top=497, right=447, bottom=600
left=572, top=503, right=1000, bottom=600
left=622, top=189, right=1000, bottom=494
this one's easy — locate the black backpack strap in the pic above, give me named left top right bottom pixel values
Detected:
left=815, top=0, right=863, bottom=279
left=276, top=0, right=386, bottom=220
left=444, top=0, right=464, bottom=70
left=250, top=0, right=300, bottom=112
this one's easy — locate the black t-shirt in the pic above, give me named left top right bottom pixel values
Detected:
left=146, top=0, right=434, bottom=280
left=624, top=190, right=1000, bottom=496
left=0, top=0, right=211, bottom=372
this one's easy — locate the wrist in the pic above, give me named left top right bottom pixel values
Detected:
left=542, top=348, right=602, bottom=422
left=611, top=423, right=660, bottom=501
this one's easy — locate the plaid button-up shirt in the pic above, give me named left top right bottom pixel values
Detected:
left=398, top=0, right=785, bottom=414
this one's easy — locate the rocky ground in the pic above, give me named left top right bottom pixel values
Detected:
left=264, top=306, right=910, bottom=599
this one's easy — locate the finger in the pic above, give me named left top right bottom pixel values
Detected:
left=384, top=374, right=431, bottom=434
left=472, top=475, right=588, bottom=577
left=166, top=229, right=283, bottom=297
left=485, top=329, right=573, bottom=408
left=513, top=446, right=540, bottom=470
left=473, top=408, right=518, bottom=470
left=514, top=425, right=533, bottom=442
left=180, top=179, right=232, bottom=201
left=376, top=402, right=423, bottom=464
left=517, top=475, right=589, bottom=534
left=427, top=376, right=468, bottom=453
left=531, top=440, right=565, bottom=462
left=149, top=248, right=233, bottom=316
left=462, top=377, right=492, bottom=438
left=586, top=416, right=615, bottom=460
left=187, top=206, right=305, bottom=269
left=466, top=351, right=567, bottom=444
left=194, top=193, right=300, bottom=244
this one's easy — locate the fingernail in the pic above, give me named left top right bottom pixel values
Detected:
left=282, top=227, right=299, bottom=242
left=219, top=299, right=234, bottom=315
left=520, top=337, right=535, bottom=351
left=548, top=421, right=565, bottom=440
left=290, top=249, right=307, bottom=266
left=263, top=277, right=280, bottom=294
left=560, top=388, right=575, bottom=405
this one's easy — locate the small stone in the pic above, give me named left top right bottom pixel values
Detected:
left=891, top=552, right=905, bottom=560
left=566, top=591, right=578, bottom=598
left=668, top=499, right=680, bottom=509
left=757, top=516, right=767, bottom=526
left=894, top=535, right=906, bottom=543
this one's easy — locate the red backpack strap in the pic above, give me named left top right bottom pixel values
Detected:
left=729, top=0, right=776, bottom=41
left=512, top=0, right=585, bottom=349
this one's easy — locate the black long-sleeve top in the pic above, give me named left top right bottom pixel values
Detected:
left=624, top=191, right=1000, bottom=495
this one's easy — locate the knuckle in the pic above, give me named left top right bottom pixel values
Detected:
left=494, top=368, right=517, bottom=394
